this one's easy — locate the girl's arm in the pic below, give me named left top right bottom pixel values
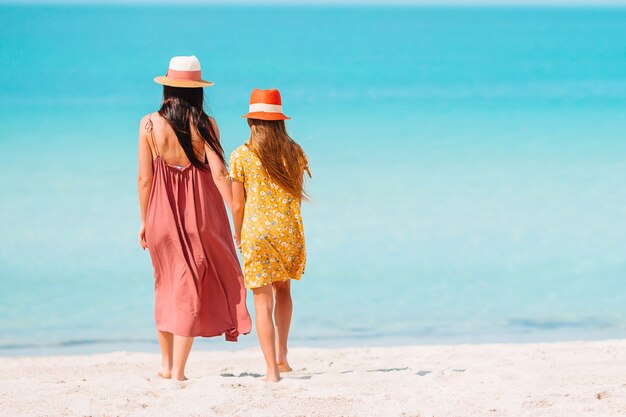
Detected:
left=231, top=179, right=245, bottom=249
left=204, top=119, right=233, bottom=210
left=137, top=116, right=154, bottom=250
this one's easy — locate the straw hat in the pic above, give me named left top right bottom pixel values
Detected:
left=242, top=88, right=291, bottom=121
left=154, top=55, right=214, bottom=88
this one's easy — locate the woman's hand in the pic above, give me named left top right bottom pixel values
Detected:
left=139, top=224, right=148, bottom=250
left=138, top=115, right=154, bottom=242
left=233, top=234, right=241, bottom=251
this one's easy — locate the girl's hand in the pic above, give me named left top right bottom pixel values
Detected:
left=139, top=225, right=148, bottom=250
left=234, top=234, right=241, bottom=251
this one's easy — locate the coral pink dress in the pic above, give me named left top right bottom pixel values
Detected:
left=144, top=118, right=251, bottom=341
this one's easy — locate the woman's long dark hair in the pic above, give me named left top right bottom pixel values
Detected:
left=158, top=86, right=224, bottom=169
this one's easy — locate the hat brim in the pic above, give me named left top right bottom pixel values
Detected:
left=154, top=76, right=214, bottom=88
left=241, top=112, right=290, bottom=121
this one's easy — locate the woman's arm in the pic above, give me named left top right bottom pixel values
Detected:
left=231, top=179, right=245, bottom=249
left=204, top=119, right=234, bottom=210
left=137, top=116, right=154, bottom=250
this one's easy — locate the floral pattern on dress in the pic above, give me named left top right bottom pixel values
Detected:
left=230, top=144, right=307, bottom=289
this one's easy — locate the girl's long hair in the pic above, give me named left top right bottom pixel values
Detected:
left=248, top=119, right=310, bottom=201
left=158, top=86, right=224, bottom=169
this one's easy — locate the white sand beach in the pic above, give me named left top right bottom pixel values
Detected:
left=1, top=340, right=625, bottom=417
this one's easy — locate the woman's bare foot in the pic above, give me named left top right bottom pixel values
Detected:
left=157, top=370, right=172, bottom=379
left=173, top=375, right=188, bottom=381
left=263, top=371, right=280, bottom=383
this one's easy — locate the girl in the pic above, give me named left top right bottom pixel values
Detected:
left=138, top=56, right=251, bottom=381
left=230, top=88, right=311, bottom=383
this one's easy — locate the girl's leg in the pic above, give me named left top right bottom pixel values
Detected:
left=171, top=335, right=194, bottom=381
left=273, top=280, right=293, bottom=372
left=157, top=330, right=173, bottom=378
left=253, top=285, right=280, bottom=382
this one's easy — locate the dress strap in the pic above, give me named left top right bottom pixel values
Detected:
left=145, top=115, right=160, bottom=157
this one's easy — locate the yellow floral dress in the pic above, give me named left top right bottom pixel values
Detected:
left=229, top=144, right=308, bottom=289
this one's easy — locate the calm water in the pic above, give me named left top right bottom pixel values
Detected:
left=1, top=6, right=626, bottom=355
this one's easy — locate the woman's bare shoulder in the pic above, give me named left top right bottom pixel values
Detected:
left=139, top=112, right=160, bottom=131
left=208, top=116, right=220, bottom=135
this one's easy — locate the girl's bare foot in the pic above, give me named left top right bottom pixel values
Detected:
left=277, top=350, right=292, bottom=372
left=171, top=368, right=187, bottom=381
left=277, top=362, right=292, bottom=373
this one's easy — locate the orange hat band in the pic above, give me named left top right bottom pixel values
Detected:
left=248, top=103, right=283, bottom=114
left=166, top=68, right=202, bottom=81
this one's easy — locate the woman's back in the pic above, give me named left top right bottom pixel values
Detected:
left=144, top=112, right=206, bottom=167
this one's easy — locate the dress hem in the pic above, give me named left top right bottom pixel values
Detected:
left=155, top=326, right=250, bottom=342
left=245, top=275, right=301, bottom=290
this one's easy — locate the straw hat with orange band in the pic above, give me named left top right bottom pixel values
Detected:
left=154, top=55, right=214, bottom=88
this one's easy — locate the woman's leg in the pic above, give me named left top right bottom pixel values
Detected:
left=253, top=285, right=280, bottom=382
left=171, top=335, right=194, bottom=381
left=273, top=280, right=293, bottom=372
left=157, top=330, right=173, bottom=378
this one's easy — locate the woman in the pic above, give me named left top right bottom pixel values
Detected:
left=137, top=56, right=251, bottom=381
left=230, top=88, right=311, bottom=382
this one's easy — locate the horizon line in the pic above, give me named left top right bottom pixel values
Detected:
left=2, top=1, right=626, bottom=6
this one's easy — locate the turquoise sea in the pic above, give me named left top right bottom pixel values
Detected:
left=1, top=5, right=626, bottom=355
